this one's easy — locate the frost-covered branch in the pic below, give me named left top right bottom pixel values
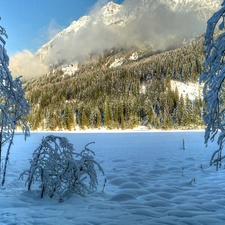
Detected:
left=0, top=19, right=30, bottom=185
left=0, top=19, right=8, bottom=40
left=20, top=136, right=104, bottom=201
left=200, top=1, right=225, bottom=170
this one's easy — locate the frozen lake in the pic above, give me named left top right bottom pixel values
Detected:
left=1, top=131, right=225, bottom=225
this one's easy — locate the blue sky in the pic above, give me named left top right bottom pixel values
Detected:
left=1, top=0, right=123, bottom=56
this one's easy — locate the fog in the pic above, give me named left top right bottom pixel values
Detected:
left=9, top=0, right=207, bottom=79
left=44, top=0, right=206, bottom=65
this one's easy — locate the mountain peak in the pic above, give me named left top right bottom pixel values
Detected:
left=99, top=1, right=123, bottom=22
left=102, top=1, right=120, bottom=10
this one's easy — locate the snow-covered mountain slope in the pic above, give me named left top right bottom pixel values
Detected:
left=171, top=80, right=203, bottom=101
left=167, top=0, right=220, bottom=20
left=36, top=0, right=221, bottom=67
left=123, top=0, right=220, bottom=20
left=164, top=0, right=220, bottom=14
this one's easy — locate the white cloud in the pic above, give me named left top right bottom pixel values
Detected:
left=9, top=19, right=64, bottom=80
left=46, top=19, right=65, bottom=40
left=9, top=50, right=48, bottom=80
left=36, top=18, right=65, bottom=46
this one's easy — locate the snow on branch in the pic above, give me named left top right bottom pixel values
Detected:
left=200, top=0, right=225, bottom=170
left=0, top=21, right=7, bottom=40
left=0, top=18, right=30, bottom=186
left=20, top=136, right=104, bottom=201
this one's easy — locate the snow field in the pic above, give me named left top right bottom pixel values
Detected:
left=0, top=131, right=224, bottom=225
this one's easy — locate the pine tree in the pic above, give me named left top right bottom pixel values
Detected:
left=81, top=109, right=88, bottom=130
left=119, top=100, right=125, bottom=129
left=177, top=94, right=184, bottom=126
left=96, top=108, right=102, bottom=128
left=113, top=104, right=120, bottom=129
left=64, top=104, right=74, bottom=131
left=104, top=99, right=111, bottom=128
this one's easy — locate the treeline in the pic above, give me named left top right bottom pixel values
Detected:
left=25, top=36, right=205, bottom=130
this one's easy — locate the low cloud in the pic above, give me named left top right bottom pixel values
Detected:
left=45, top=19, right=65, bottom=41
left=122, top=1, right=206, bottom=49
left=9, top=19, right=63, bottom=80
left=9, top=50, right=48, bottom=80
left=45, top=23, right=129, bottom=65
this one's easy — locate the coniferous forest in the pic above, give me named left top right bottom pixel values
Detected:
left=24, top=35, right=205, bottom=131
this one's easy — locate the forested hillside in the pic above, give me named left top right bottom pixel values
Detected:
left=24, top=35, right=205, bottom=131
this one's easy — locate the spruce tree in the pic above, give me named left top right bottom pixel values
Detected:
left=119, top=100, right=125, bottom=129
left=104, top=99, right=111, bottom=128
left=81, top=110, right=88, bottom=130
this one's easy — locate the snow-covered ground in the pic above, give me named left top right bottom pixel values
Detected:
left=109, top=57, right=125, bottom=68
left=61, top=62, right=78, bottom=75
left=1, top=131, right=225, bottom=225
left=171, top=80, right=203, bottom=101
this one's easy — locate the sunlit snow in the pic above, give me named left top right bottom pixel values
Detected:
left=0, top=131, right=224, bottom=225
left=109, top=58, right=125, bottom=68
left=171, top=80, right=203, bottom=101
left=61, top=62, right=78, bottom=75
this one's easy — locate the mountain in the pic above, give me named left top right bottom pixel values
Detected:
left=161, top=0, right=220, bottom=17
left=23, top=0, right=220, bottom=130
left=25, top=34, right=205, bottom=131
left=122, top=0, right=220, bottom=20
left=36, top=0, right=220, bottom=68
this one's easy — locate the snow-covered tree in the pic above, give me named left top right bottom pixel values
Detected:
left=200, top=1, right=225, bottom=170
left=20, top=135, right=104, bottom=201
left=0, top=19, right=30, bottom=185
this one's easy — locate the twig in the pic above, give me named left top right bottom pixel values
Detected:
left=190, top=177, right=196, bottom=184
left=102, top=179, right=107, bottom=192
left=182, top=139, right=185, bottom=150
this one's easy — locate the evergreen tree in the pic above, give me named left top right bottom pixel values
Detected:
left=81, top=110, right=88, bottom=130
left=119, top=100, right=125, bottom=129
left=96, top=108, right=102, bottom=128
left=113, top=104, right=120, bottom=129
left=64, top=104, right=74, bottom=131
left=104, top=98, right=111, bottom=128
left=177, top=94, right=184, bottom=126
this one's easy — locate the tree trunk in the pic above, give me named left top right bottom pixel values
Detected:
left=1, top=130, right=14, bottom=186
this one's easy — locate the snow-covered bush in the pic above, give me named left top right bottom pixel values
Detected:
left=200, top=1, right=225, bottom=170
left=20, top=135, right=104, bottom=200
